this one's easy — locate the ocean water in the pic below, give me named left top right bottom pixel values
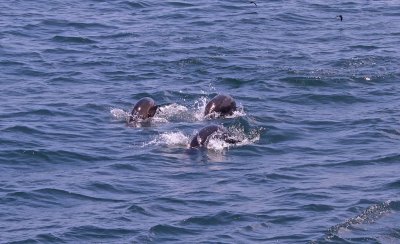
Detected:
left=1, top=0, right=399, bottom=243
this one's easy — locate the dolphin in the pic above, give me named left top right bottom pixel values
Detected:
left=129, top=97, right=158, bottom=122
left=189, top=125, right=240, bottom=148
left=204, top=94, right=237, bottom=118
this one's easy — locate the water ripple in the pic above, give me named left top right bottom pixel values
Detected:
left=63, top=225, right=137, bottom=240
left=52, top=35, right=97, bottom=44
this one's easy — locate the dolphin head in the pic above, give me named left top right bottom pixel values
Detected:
left=204, top=94, right=237, bottom=118
left=129, top=97, right=158, bottom=122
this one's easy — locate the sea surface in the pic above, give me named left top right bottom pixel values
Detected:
left=1, top=0, right=399, bottom=243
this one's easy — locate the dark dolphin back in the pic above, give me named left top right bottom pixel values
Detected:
left=130, top=97, right=157, bottom=121
left=189, top=125, right=226, bottom=148
left=204, top=94, right=236, bottom=117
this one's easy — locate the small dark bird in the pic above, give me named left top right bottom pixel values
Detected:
left=336, top=15, right=343, bottom=21
left=250, top=1, right=257, bottom=7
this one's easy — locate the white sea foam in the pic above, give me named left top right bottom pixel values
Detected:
left=143, top=131, right=190, bottom=147
left=155, top=103, right=189, bottom=122
left=228, top=125, right=262, bottom=146
left=110, top=108, right=130, bottom=120
left=206, top=137, right=232, bottom=152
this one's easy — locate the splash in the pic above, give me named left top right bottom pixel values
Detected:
left=140, top=125, right=262, bottom=151
left=110, top=108, right=130, bottom=121
left=227, top=125, right=261, bottom=146
left=143, top=132, right=190, bottom=147
left=155, top=103, right=188, bottom=122
left=225, top=104, right=246, bottom=119
left=204, top=125, right=262, bottom=152
left=206, top=137, right=232, bottom=152
left=193, top=96, right=208, bottom=121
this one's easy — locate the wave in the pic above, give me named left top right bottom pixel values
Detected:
left=1, top=149, right=112, bottom=165
left=275, top=93, right=370, bottom=105
left=127, top=203, right=152, bottom=216
left=52, top=35, right=97, bottom=44
left=98, top=32, right=140, bottom=39
left=63, top=225, right=137, bottom=240
left=108, top=163, right=139, bottom=171
left=244, top=173, right=301, bottom=184
left=119, top=1, right=151, bottom=9
left=41, top=19, right=112, bottom=29
left=8, top=188, right=124, bottom=204
left=323, top=200, right=400, bottom=242
left=181, top=210, right=246, bottom=226
left=149, top=224, right=198, bottom=235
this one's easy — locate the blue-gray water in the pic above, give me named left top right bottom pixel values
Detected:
left=1, top=0, right=399, bottom=243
